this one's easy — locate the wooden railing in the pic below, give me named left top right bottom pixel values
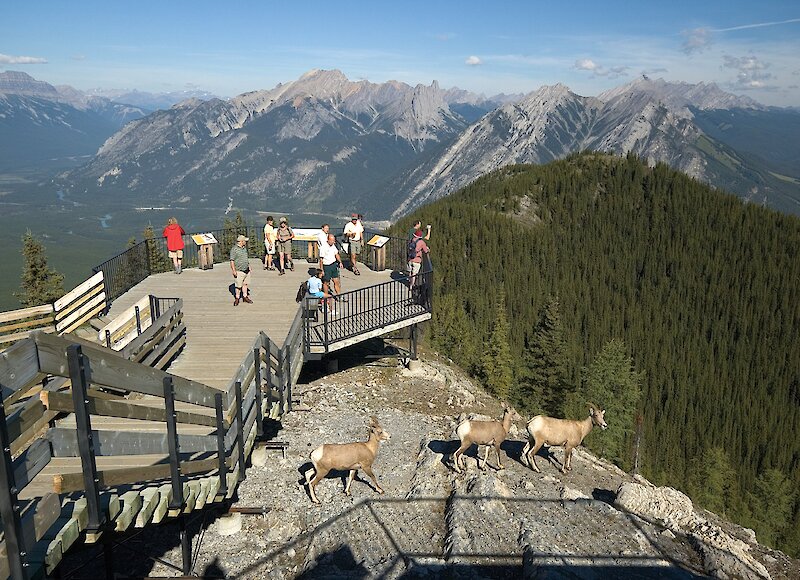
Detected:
left=0, top=272, right=106, bottom=347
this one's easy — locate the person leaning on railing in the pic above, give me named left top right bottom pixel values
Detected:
left=163, top=217, right=186, bottom=274
left=230, top=234, right=253, bottom=306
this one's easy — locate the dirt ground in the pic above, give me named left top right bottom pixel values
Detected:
left=58, top=342, right=800, bottom=579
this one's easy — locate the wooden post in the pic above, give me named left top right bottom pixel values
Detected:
left=253, top=348, right=263, bottom=438
left=67, top=344, right=106, bottom=541
left=234, top=381, right=246, bottom=481
left=163, top=377, right=191, bottom=574
left=277, top=349, right=285, bottom=414
left=285, top=347, right=293, bottom=413
left=0, top=393, right=29, bottom=579
left=214, top=393, right=227, bottom=497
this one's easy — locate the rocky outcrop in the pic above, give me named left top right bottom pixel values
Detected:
left=615, top=482, right=771, bottom=579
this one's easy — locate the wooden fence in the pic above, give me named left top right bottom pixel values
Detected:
left=0, top=320, right=296, bottom=579
left=0, top=272, right=106, bottom=347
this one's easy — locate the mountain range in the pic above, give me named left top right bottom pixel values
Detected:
left=4, top=69, right=800, bottom=217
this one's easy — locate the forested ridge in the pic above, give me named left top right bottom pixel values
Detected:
left=392, top=152, right=800, bottom=556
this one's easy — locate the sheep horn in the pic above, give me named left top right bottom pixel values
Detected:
left=586, top=402, right=598, bottom=413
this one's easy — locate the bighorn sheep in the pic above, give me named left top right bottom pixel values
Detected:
left=452, top=403, right=521, bottom=473
left=521, top=404, right=607, bottom=473
left=305, top=416, right=390, bottom=504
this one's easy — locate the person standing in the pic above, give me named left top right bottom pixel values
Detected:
left=343, top=213, right=364, bottom=275
left=263, top=215, right=276, bottom=271
left=162, top=217, right=186, bottom=274
left=317, top=223, right=329, bottom=260
left=407, top=229, right=430, bottom=288
left=229, top=234, right=253, bottom=305
left=275, top=217, right=295, bottom=275
left=407, top=220, right=431, bottom=241
left=319, top=233, right=345, bottom=300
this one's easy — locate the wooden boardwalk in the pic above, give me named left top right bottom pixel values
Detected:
left=106, top=260, right=394, bottom=389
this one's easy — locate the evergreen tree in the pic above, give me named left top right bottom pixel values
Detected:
left=431, top=293, right=476, bottom=372
left=521, top=298, right=569, bottom=415
left=481, top=293, right=513, bottom=401
left=144, top=225, right=171, bottom=273
left=16, top=230, right=65, bottom=306
left=748, top=469, right=796, bottom=548
left=579, top=339, right=643, bottom=468
left=686, top=447, right=740, bottom=518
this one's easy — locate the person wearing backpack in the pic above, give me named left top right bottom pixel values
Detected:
left=407, top=229, right=429, bottom=288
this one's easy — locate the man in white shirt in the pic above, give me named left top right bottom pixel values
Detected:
left=316, top=224, right=329, bottom=260
left=343, top=213, right=364, bottom=275
left=319, top=233, right=345, bottom=299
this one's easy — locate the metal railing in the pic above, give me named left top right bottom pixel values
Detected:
left=92, top=225, right=412, bottom=308
left=302, top=268, right=433, bottom=356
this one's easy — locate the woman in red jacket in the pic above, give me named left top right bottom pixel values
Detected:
left=162, top=217, right=186, bottom=274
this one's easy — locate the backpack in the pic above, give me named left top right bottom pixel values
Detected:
left=407, top=237, right=420, bottom=262
left=295, top=281, right=308, bottom=303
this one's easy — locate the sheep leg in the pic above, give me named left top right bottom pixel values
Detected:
left=363, top=465, right=384, bottom=494
left=479, top=445, right=489, bottom=470
left=528, top=440, right=544, bottom=473
left=520, top=440, right=531, bottom=466
left=563, top=447, right=573, bottom=472
left=307, top=467, right=329, bottom=504
left=494, top=442, right=504, bottom=470
left=453, top=442, right=470, bottom=473
left=344, top=469, right=357, bottom=495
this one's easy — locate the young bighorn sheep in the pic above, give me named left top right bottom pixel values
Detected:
left=521, top=403, right=607, bottom=473
left=452, top=403, right=521, bottom=473
left=305, top=416, right=390, bottom=504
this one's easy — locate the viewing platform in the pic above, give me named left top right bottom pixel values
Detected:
left=107, top=257, right=431, bottom=389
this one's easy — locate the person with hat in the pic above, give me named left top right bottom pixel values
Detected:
left=275, top=216, right=295, bottom=275
left=343, top=213, right=364, bottom=275
left=407, top=228, right=430, bottom=289
left=230, top=234, right=253, bottom=305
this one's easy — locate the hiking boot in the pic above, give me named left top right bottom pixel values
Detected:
left=233, top=298, right=240, bottom=306
left=242, top=296, right=253, bottom=304
left=279, top=270, right=285, bottom=276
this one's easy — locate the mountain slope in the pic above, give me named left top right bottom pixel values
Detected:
left=0, top=71, right=147, bottom=171
left=395, top=79, right=800, bottom=217
left=60, top=69, right=476, bottom=213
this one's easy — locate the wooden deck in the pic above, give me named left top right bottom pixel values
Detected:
left=106, top=259, right=396, bottom=389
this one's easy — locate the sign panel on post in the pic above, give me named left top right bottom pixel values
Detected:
left=193, top=233, right=218, bottom=270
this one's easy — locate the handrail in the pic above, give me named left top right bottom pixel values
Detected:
left=302, top=267, right=433, bottom=356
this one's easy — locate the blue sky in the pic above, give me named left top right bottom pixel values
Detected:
left=2, top=0, right=799, bottom=105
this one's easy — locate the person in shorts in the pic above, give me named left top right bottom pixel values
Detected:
left=407, top=229, right=430, bottom=288
left=306, top=268, right=333, bottom=312
left=275, top=217, right=295, bottom=275
left=319, top=233, right=345, bottom=300
left=229, top=234, right=253, bottom=305
left=263, top=215, right=276, bottom=271
left=343, top=213, right=364, bottom=275
left=162, top=217, right=186, bottom=274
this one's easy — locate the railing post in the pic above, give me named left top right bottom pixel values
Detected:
left=234, top=381, right=246, bottom=481
left=285, top=346, right=293, bottom=413
left=253, top=348, right=263, bottom=438
left=265, top=345, right=273, bottom=413
left=0, top=393, right=29, bottom=580
left=149, top=295, right=157, bottom=324
left=277, top=349, right=285, bottom=414
left=135, top=305, right=142, bottom=335
left=163, top=377, right=191, bottom=574
left=214, top=393, right=228, bottom=497
left=105, top=329, right=112, bottom=349
left=67, top=344, right=106, bottom=540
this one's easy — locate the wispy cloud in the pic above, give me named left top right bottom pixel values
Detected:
left=722, top=55, right=774, bottom=89
left=682, top=18, right=800, bottom=55
left=681, top=28, right=713, bottom=55
left=0, top=53, right=48, bottom=65
left=465, top=55, right=482, bottom=66
left=574, top=58, right=629, bottom=79
left=432, top=32, right=456, bottom=41
left=712, top=18, right=800, bottom=33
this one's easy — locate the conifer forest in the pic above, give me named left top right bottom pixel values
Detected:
left=394, top=153, right=800, bottom=556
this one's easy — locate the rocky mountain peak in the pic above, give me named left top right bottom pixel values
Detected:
left=599, top=77, right=763, bottom=111
left=0, top=70, right=61, bottom=99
